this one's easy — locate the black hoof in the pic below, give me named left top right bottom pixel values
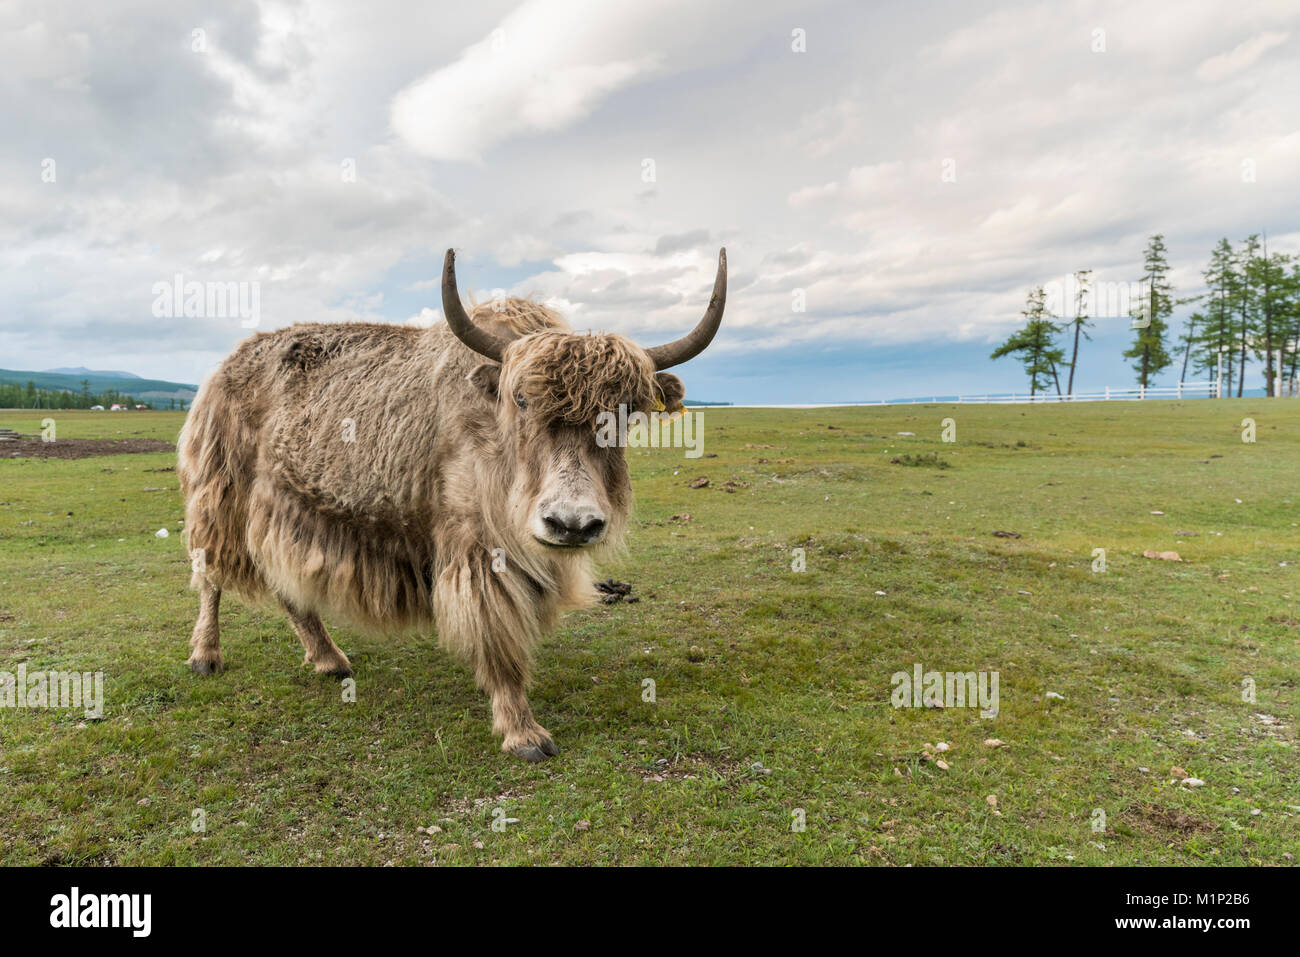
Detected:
left=189, top=658, right=223, bottom=676
left=509, top=737, right=560, bottom=762
left=306, top=654, right=352, bottom=679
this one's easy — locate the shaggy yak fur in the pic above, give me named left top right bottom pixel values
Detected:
left=178, top=299, right=689, bottom=761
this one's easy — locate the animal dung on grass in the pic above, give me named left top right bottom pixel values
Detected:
left=595, top=578, right=637, bottom=604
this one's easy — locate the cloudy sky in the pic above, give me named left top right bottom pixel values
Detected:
left=3, top=0, right=1299, bottom=403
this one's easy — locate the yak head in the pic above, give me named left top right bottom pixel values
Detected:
left=442, top=247, right=726, bottom=552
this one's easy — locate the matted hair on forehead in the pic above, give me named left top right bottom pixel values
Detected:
left=467, top=297, right=566, bottom=337
left=501, top=331, right=657, bottom=426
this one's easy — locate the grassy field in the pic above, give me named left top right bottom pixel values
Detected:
left=1, top=401, right=1296, bottom=866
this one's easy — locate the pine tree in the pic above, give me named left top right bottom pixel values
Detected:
left=1122, top=235, right=1175, bottom=389
left=1123, top=301, right=1171, bottom=387
left=1192, top=238, right=1237, bottom=393
left=1140, top=234, right=1174, bottom=333
left=1285, top=261, right=1300, bottom=392
left=1234, top=234, right=1261, bottom=396
left=991, top=286, right=1064, bottom=397
left=1248, top=238, right=1291, bottom=396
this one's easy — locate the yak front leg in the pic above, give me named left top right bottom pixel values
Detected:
left=187, top=581, right=224, bottom=675
left=436, top=558, right=559, bottom=761
left=470, top=640, right=559, bottom=763
left=279, top=598, right=353, bottom=678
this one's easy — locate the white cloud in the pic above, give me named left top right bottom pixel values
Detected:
left=845, top=161, right=905, bottom=197
left=785, top=95, right=861, bottom=158
left=390, top=0, right=709, bottom=161
left=1196, top=31, right=1289, bottom=82
left=787, top=182, right=839, bottom=207
left=405, top=306, right=441, bottom=327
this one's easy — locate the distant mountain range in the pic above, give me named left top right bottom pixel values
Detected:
left=42, top=366, right=142, bottom=379
left=0, top=368, right=198, bottom=402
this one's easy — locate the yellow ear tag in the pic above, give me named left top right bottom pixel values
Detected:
left=652, top=391, right=685, bottom=418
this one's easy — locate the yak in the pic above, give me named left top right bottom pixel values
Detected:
left=177, top=248, right=726, bottom=761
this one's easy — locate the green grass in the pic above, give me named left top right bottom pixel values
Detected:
left=0, top=402, right=1296, bottom=866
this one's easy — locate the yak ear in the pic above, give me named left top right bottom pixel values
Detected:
left=468, top=363, right=501, bottom=397
left=654, top=371, right=686, bottom=413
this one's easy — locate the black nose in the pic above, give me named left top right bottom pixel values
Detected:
left=542, top=512, right=606, bottom=545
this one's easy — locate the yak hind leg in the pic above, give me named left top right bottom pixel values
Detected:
left=188, top=582, right=224, bottom=675
left=279, top=598, right=353, bottom=678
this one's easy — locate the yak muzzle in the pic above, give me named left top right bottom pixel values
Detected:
left=535, top=506, right=607, bottom=548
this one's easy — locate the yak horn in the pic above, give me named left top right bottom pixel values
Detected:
left=646, top=248, right=727, bottom=371
left=442, top=248, right=514, bottom=362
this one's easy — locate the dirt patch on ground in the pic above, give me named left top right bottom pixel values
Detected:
left=1126, top=802, right=1217, bottom=835
left=628, top=750, right=752, bottom=783
left=441, top=788, right=533, bottom=817
left=2, top=438, right=175, bottom=459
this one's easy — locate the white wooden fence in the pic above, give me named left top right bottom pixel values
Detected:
left=723, top=379, right=1236, bottom=409
left=941, top=380, right=1221, bottom=404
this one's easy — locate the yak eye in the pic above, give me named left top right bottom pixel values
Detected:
left=515, top=395, right=527, bottom=409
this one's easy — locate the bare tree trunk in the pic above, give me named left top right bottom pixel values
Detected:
left=1179, top=315, right=1194, bottom=383
left=1288, top=327, right=1300, bottom=390
left=1237, top=313, right=1247, bottom=397
left=1068, top=321, right=1081, bottom=395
